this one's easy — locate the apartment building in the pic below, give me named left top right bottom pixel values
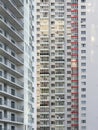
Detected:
left=36, top=0, right=87, bottom=130
left=0, top=0, right=36, bottom=130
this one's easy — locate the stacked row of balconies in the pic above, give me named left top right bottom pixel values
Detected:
left=0, top=0, right=24, bottom=130
left=39, top=5, right=50, bottom=127
left=71, top=2, right=79, bottom=130
left=54, top=2, right=65, bottom=130
left=37, top=1, right=66, bottom=130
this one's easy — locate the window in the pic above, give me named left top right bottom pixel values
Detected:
left=11, top=39, right=15, bottom=44
left=81, top=120, right=86, bottom=123
left=81, top=31, right=86, bottom=34
left=11, top=76, right=15, bottom=82
left=81, top=75, right=86, bottom=79
left=0, top=71, right=2, bottom=76
left=11, top=113, right=15, bottom=121
left=81, top=101, right=86, bottom=104
left=81, top=113, right=86, bottom=117
left=67, top=102, right=71, bottom=105
left=0, top=57, right=2, bottom=62
left=0, top=43, right=3, bottom=48
left=0, top=15, right=3, bottom=19
left=0, top=29, right=3, bottom=34
left=81, top=63, right=86, bottom=66
left=4, top=84, right=7, bottom=92
left=11, top=26, right=15, bottom=31
left=67, top=114, right=71, bottom=118
left=0, top=98, right=2, bottom=105
left=11, top=51, right=15, bottom=57
left=0, top=111, right=2, bottom=119
left=81, top=107, right=86, bottom=110
left=81, top=0, right=86, bottom=2
left=67, top=121, right=71, bottom=124
left=81, top=94, right=86, bottom=98
left=11, top=101, right=15, bottom=108
left=81, top=44, right=86, bottom=47
left=81, top=12, right=86, bottom=15
left=0, top=84, right=2, bottom=90
left=81, top=50, right=86, bottom=53
left=81, top=82, right=86, bottom=85
left=0, top=125, right=2, bottom=130
left=67, top=89, right=71, bottom=93
left=4, top=110, right=7, bottom=118
left=81, top=126, right=86, bottom=130
left=11, top=89, right=15, bottom=95
left=81, top=18, right=86, bottom=23
left=81, top=6, right=86, bottom=9
left=81, top=25, right=86, bottom=28
left=11, top=63, right=15, bottom=70
left=11, top=126, right=15, bottom=130
left=4, top=97, right=7, bottom=105
left=81, top=88, right=86, bottom=92
left=81, top=56, right=86, bottom=60
left=67, top=96, right=71, bottom=99
left=81, top=37, right=86, bottom=41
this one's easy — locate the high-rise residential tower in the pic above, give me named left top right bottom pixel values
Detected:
left=36, top=0, right=98, bottom=130
left=0, top=0, right=36, bottom=130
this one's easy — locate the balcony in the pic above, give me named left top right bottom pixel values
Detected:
left=40, top=3, right=49, bottom=7
left=13, top=0, right=23, bottom=7
left=0, top=101, right=24, bottom=112
left=0, top=74, right=24, bottom=89
left=0, top=115, right=24, bottom=124
left=0, top=32, right=24, bottom=53
left=0, top=60, right=23, bottom=77
left=0, top=17, right=23, bottom=42
left=0, top=46, right=24, bottom=65
left=1, top=0, right=23, bottom=18
left=0, top=1, right=23, bottom=29
left=0, top=87, right=23, bottom=100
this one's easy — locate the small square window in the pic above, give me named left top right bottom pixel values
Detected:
left=11, top=51, right=15, bottom=57
left=11, top=126, right=15, bottom=130
left=81, top=0, right=86, bottom=2
left=11, top=101, right=15, bottom=108
left=81, top=107, right=86, bottom=110
left=11, top=114, right=15, bottom=121
left=81, top=94, right=86, bottom=98
left=11, top=76, right=15, bottom=82
left=0, top=84, right=2, bottom=90
left=11, top=64, right=15, bottom=70
left=81, top=88, right=86, bottom=91
left=81, top=120, right=86, bottom=123
left=0, top=71, right=2, bottom=76
left=81, top=6, right=86, bottom=9
left=0, top=57, right=2, bottom=62
left=11, top=89, right=15, bottom=95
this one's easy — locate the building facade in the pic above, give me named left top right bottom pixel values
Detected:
left=0, top=0, right=36, bottom=130
left=36, top=0, right=87, bottom=130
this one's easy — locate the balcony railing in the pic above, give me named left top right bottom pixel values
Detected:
left=0, top=1, right=23, bottom=28
left=0, top=74, right=24, bottom=88
left=0, top=4, right=23, bottom=38
left=0, top=60, right=24, bottom=76
left=13, top=0, right=23, bottom=6
left=0, top=101, right=24, bottom=111
left=0, top=86, right=24, bottom=100
left=0, top=0, right=23, bottom=17
left=0, top=115, right=24, bottom=123
left=10, top=0, right=24, bottom=15
left=0, top=45, right=24, bottom=64
left=0, top=33, right=24, bottom=53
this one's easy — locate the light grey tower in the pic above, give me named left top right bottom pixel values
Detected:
left=0, top=0, right=36, bottom=130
